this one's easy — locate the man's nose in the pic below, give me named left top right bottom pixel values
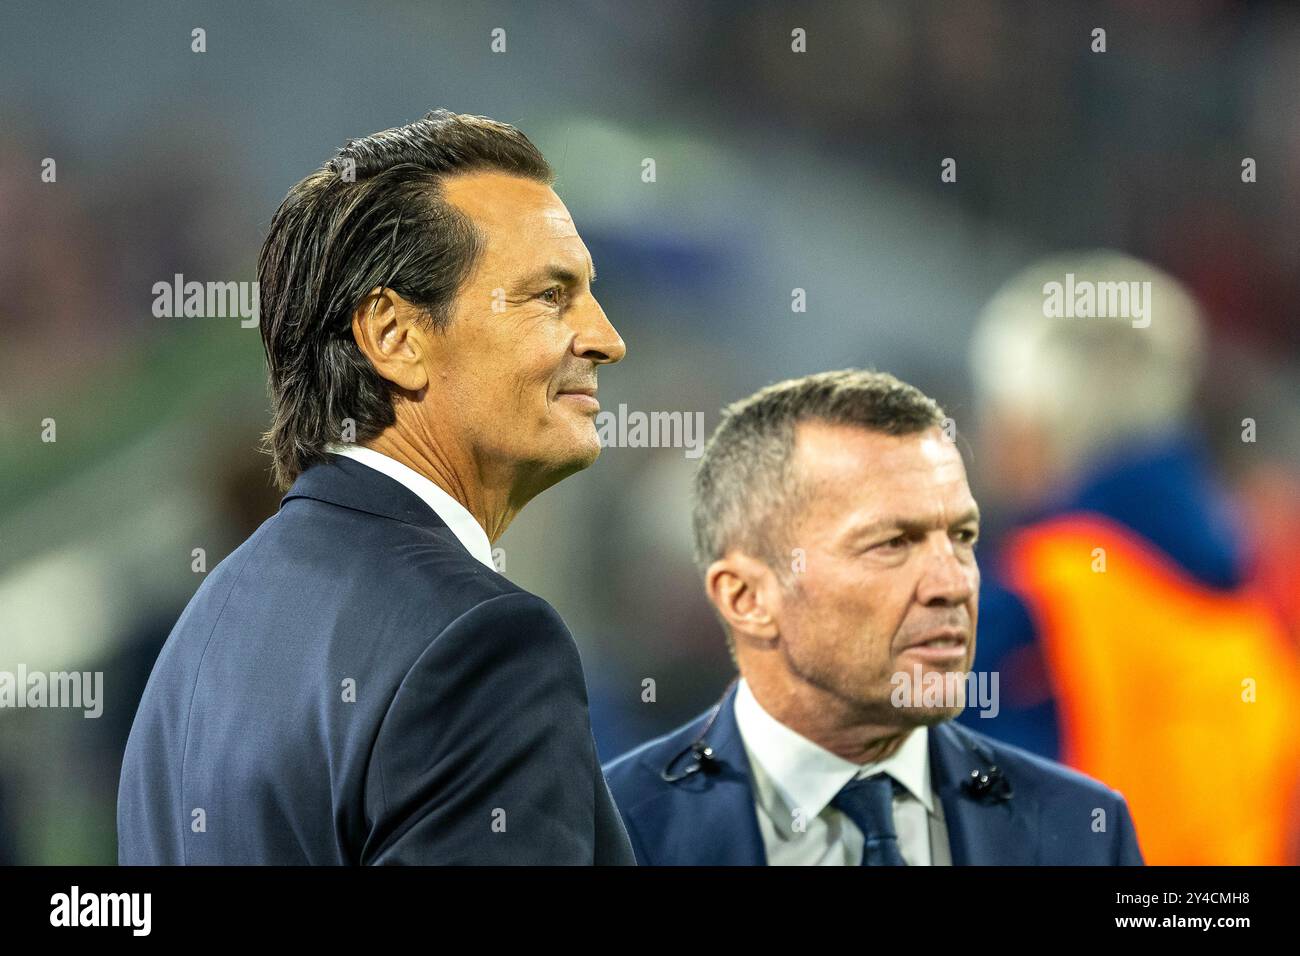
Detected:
left=916, top=538, right=976, bottom=607
left=570, top=295, right=626, bottom=365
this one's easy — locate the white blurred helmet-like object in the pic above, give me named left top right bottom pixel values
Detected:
left=970, top=249, right=1206, bottom=476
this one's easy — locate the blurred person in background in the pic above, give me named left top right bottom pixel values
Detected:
left=604, top=370, right=1143, bottom=865
left=959, top=251, right=1300, bottom=865
left=1207, top=348, right=1300, bottom=651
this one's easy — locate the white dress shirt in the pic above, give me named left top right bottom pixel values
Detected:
left=733, top=677, right=951, bottom=866
left=324, top=443, right=496, bottom=571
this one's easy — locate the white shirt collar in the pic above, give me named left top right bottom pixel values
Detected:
left=733, top=676, right=933, bottom=819
left=324, top=443, right=496, bottom=571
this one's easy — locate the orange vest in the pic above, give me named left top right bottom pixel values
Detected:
left=1003, top=514, right=1300, bottom=865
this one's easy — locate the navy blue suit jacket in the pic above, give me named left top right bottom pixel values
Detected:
left=118, top=453, right=634, bottom=865
left=603, top=683, right=1143, bottom=865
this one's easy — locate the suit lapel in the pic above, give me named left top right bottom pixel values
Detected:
left=631, top=691, right=1039, bottom=865
left=631, top=683, right=767, bottom=865
left=930, top=721, right=1038, bottom=864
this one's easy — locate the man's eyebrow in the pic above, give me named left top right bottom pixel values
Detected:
left=511, top=262, right=596, bottom=291
left=850, top=507, right=981, bottom=537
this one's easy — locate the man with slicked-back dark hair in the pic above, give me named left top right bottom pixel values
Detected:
left=118, top=110, right=634, bottom=864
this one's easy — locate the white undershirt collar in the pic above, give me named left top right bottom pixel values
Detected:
left=324, top=443, right=495, bottom=571
left=734, top=676, right=933, bottom=820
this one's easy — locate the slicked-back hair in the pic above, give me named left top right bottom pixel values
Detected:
left=692, top=369, right=948, bottom=581
left=257, top=109, right=554, bottom=490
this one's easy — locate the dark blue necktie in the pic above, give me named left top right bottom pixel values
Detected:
left=831, top=772, right=908, bottom=866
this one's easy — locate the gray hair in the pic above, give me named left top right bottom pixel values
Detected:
left=692, top=369, right=948, bottom=577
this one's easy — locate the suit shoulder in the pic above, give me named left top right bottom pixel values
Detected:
left=395, top=590, right=585, bottom=708
left=437, top=588, right=572, bottom=640
left=269, top=494, right=541, bottom=629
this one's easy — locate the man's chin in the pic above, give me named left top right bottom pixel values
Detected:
left=894, top=704, right=965, bottom=727
left=881, top=663, right=972, bottom=726
left=536, top=425, right=603, bottom=483
left=565, top=422, right=603, bottom=469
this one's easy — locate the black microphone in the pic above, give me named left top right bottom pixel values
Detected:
left=660, top=739, right=719, bottom=782
left=660, top=679, right=736, bottom=783
left=962, top=765, right=1011, bottom=801
left=692, top=743, right=718, bottom=771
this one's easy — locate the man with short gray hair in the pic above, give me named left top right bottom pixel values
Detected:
left=603, top=369, right=1143, bottom=865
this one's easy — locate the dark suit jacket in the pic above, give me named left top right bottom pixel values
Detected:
left=118, top=453, right=634, bottom=865
left=602, top=683, right=1143, bottom=865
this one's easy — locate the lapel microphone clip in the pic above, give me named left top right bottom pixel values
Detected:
left=962, top=765, right=1013, bottom=803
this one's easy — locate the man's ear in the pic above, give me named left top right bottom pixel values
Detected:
left=350, top=286, right=430, bottom=393
left=705, top=552, right=781, bottom=647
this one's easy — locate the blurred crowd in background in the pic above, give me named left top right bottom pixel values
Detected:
left=1, top=0, right=1297, bottom=864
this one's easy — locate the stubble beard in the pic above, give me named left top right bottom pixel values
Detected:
left=780, top=634, right=966, bottom=729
